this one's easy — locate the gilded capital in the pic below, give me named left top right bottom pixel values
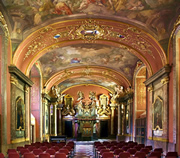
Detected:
left=161, top=77, right=169, bottom=85
left=10, top=76, right=18, bottom=85
left=148, top=86, right=153, bottom=92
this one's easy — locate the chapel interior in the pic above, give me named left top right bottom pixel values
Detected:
left=0, top=0, right=180, bottom=157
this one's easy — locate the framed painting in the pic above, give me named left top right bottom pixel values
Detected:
left=16, top=96, right=25, bottom=131
left=153, top=96, right=163, bottom=130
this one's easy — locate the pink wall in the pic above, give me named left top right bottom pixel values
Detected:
left=168, top=41, right=174, bottom=143
left=0, top=36, right=2, bottom=115
left=31, top=76, right=40, bottom=139
left=7, top=40, right=11, bottom=144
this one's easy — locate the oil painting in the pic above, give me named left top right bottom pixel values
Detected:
left=153, top=96, right=163, bottom=130
left=16, top=96, right=25, bottom=131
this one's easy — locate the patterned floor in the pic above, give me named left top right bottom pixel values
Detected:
left=74, top=141, right=94, bottom=158
left=73, top=139, right=116, bottom=158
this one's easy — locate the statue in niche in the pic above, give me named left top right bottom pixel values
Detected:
left=89, top=91, right=97, bottom=116
left=98, top=94, right=111, bottom=116
left=75, top=91, right=84, bottom=116
left=62, top=105, right=75, bottom=116
left=51, top=85, right=65, bottom=103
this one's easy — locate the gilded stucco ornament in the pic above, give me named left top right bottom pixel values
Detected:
left=10, top=76, right=18, bottom=85
left=161, top=77, right=169, bottom=84
left=24, top=41, right=47, bottom=61
left=148, top=85, right=153, bottom=92
left=0, top=12, right=9, bottom=38
left=83, top=67, right=92, bottom=76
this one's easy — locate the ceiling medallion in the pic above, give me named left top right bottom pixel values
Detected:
left=75, top=19, right=124, bottom=42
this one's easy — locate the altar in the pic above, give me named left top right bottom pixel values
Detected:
left=59, top=90, right=113, bottom=140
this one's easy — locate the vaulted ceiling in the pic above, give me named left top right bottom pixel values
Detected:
left=1, top=0, right=179, bottom=93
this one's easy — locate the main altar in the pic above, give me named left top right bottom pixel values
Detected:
left=46, top=85, right=132, bottom=141
left=60, top=90, right=113, bottom=140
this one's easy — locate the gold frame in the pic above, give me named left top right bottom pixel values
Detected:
left=152, top=96, right=163, bottom=130
left=16, top=96, right=25, bottom=131
left=99, top=94, right=109, bottom=106
left=64, top=94, right=74, bottom=108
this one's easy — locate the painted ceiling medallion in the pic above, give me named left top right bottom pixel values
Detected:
left=74, top=19, right=125, bottom=41
left=76, top=19, right=104, bottom=40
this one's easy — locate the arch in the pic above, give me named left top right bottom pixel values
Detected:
left=43, top=66, right=131, bottom=93
left=12, top=19, right=167, bottom=77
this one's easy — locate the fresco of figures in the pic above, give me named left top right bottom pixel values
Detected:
left=39, top=44, right=139, bottom=81
left=4, top=0, right=179, bottom=40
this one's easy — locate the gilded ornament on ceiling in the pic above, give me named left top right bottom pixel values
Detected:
left=0, top=12, right=9, bottom=37
left=24, top=41, right=47, bottom=61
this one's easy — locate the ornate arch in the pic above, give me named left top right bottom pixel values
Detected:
left=43, top=65, right=131, bottom=93
left=13, top=19, right=167, bottom=77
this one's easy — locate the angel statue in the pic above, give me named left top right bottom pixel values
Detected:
left=51, top=85, right=65, bottom=103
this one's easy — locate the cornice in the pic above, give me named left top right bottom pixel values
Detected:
left=144, top=64, right=171, bottom=86
left=8, top=65, right=33, bottom=87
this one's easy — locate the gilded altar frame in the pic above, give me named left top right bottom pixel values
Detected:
left=99, top=94, right=109, bottom=106
left=64, top=94, right=74, bottom=108
left=152, top=96, right=163, bottom=130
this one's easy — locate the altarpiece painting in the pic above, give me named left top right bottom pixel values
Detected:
left=16, top=96, right=25, bottom=131
left=153, top=96, right=163, bottom=130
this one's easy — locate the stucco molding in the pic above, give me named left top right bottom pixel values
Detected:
left=8, top=65, right=33, bottom=87
left=144, top=64, right=171, bottom=87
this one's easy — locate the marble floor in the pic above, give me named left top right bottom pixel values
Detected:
left=72, top=139, right=116, bottom=158
left=73, top=141, right=94, bottom=158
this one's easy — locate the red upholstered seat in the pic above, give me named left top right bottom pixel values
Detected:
left=114, top=149, right=124, bottom=157
left=40, top=146, right=48, bottom=152
left=138, top=144, right=145, bottom=148
left=20, top=148, right=30, bottom=155
left=110, top=146, right=119, bottom=151
left=28, top=146, right=36, bottom=152
left=102, top=152, right=114, bottom=158
left=134, top=146, right=142, bottom=151
left=0, top=153, right=4, bottom=158
left=8, top=152, right=20, bottom=158
left=7, top=149, right=17, bottom=154
left=134, top=151, right=146, bottom=158
left=24, top=153, right=36, bottom=158
left=127, top=148, right=137, bottom=155
left=166, top=152, right=178, bottom=157
left=99, top=149, right=110, bottom=158
left=122, top=146, right=131, bottom=151
left=46, top=149, right=56, bottom=155
left=154, top=148, right=163, bottom=153
left=145, top=146, right=153, bottom=151
left=140, top=148, right=150, bottom=155
left=119, top=151, right=131, bottom=158
left=59, top=149, right=69, bottom=155
left=55, top=153, right=67, bottom=158
left=39, top=153, right=50, bottom=158
left=148, top=151, right=162, bottom=158
left=51, top=146, right=60, bottom=152
left=33, top=149, right=43, bottom=156
left=17, top=146, right=25, bottom=151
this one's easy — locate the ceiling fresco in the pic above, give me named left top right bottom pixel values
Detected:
left=38, top=44, right=139, bottom=81
left=3, top=0, right=180, bottom=41
left=59, top=76, right=118, bottom=92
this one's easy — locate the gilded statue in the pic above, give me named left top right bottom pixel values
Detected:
left=62, top=105, right=75, bottom=116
